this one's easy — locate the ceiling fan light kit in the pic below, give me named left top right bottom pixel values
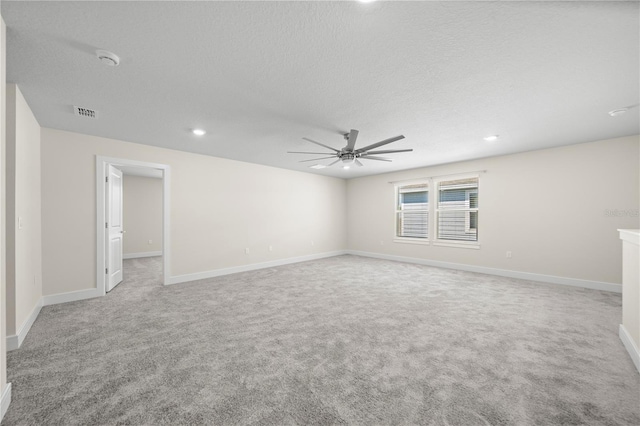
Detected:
left=288, top=129, right=412, bottom=169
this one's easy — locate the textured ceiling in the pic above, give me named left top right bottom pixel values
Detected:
left=2, top=1, right=638, bottom=178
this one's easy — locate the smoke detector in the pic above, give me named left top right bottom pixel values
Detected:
left=96, top=50, right=120, bottom=67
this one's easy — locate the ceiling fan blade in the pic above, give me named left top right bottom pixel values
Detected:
left=288, top=151, right=335, bottom=155
left=345, top=129, right=359, bottom=151
left=302, top=137, right=340, bottom=153
left=327, top=159, right=341, bottom=166
left=355, top=135, right=405, bottom=153
left=363, top=148, right=413, bottom=155
left=355, top=159, right=364, bottom=167
left=360, top=156, right=392, bottom=162
left=299, top=156, right=337, bottom=163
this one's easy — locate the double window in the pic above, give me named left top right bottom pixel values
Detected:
left=395, top=175, right=479, bottom=246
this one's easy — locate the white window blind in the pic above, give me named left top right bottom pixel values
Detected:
left=437, top=177, right=478, bottom=241
left=396, top=183, right=429, bottom=239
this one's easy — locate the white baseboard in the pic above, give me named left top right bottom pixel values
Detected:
left=167, top=250, right=348, bottom=285
left=619, top=324, right=640, bottom=374
left=4, top=252, right=344, bottom=349
left=1, top=383, right=11, bottom=422
left=42, top=288, right=101, bottom=306
left=123, top=251, right=162, bottom=259
left=39, top=250, right=345, bottom=301
left=347, top=250, right=621, bottom=293
left=7, top=299, right=43, bottom=351
left=6, top=289, right=101, bottom=351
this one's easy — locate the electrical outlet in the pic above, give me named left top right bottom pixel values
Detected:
left=311, top=240, right=315, bottom=246
left=269, top=245, right=273, bottom=252
left=506, top=251, right=512, bottom=258
left=18, top=217, right=23, bottom=230
left=245, top=248, right=250, bottom=255
left=380, top=240, right=384, bottom=245
left=148, top=239, right=153, bottom=245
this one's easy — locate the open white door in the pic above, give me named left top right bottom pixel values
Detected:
left=97, top=156, right=170, bottom=295
left=106, top=165, right=124, bottom=292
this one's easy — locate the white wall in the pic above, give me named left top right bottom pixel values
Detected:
left=5, top=85, right=42, bottom=336
left=41, top=128, right=347, bottom=296
left=347, top=135, right=640, bottom=285
left=123, top=175, right=163, bottom=256
left=0, top=15, right=8, bottom=415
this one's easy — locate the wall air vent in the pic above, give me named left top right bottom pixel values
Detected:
left=73, top=106, right=97, bottom=119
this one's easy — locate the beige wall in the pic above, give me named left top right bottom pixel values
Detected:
left=347, top=135, right=640, bottom=284
left=0, top=15, right=7, bottom=402
left=41, top=128, right=347, bottom=295
left=4, top=85, right=42, bottom=335
left=123, top=175, right=162, bottom=255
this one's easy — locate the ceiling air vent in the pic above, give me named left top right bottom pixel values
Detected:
left=73, top=106, right=97, bottom=119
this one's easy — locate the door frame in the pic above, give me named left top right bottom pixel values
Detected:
left=96, top=156, right=171, bottom=296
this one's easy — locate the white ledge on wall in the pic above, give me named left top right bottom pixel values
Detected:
left=618, top=229, right=640, bottom=245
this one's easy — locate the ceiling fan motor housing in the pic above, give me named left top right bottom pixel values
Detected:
left=341, top=152, right=356, bottom=163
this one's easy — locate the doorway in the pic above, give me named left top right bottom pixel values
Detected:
left=120, top=167, right=164, bottom=291
left=96, top=156, right=171, bottom=296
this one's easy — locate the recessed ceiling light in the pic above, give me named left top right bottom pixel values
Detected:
left=310, top=164, right=326, bottom=169
left=192, top=129, right=206, bottom=136
left=343, top=165, right=351, bottom=170
left=608, top=108, right=628, bottom=117
left=96, top=50, right=120, bottom=67
left=358, top=0, right=376, bottom=3
left=483, top=135, right=499, bottom=142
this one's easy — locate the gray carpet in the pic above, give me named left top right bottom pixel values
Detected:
left=3, top=255, right=639, bottom=425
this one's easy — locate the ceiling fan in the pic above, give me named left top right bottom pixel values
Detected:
left=288, top=129, right=412, bottom=168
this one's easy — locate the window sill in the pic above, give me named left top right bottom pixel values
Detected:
left=433, top=241, right=481, bottom=250
left=394, top=238, right=430, bottom=245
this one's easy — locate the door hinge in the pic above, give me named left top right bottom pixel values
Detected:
left=105, top=268, right=108, bottom=274
left=105, top=222, right=108, bottom=228
left=106, top=176, right=109, bottom=183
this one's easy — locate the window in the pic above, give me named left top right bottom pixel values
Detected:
left=436, top=177, right=479, bottom=242
left=393, top=174, right=480, bottom=247
left=395, top=183, right=429, bottom=239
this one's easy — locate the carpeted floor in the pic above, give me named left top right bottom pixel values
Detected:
left=3, top=255, right=639, bottom=425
